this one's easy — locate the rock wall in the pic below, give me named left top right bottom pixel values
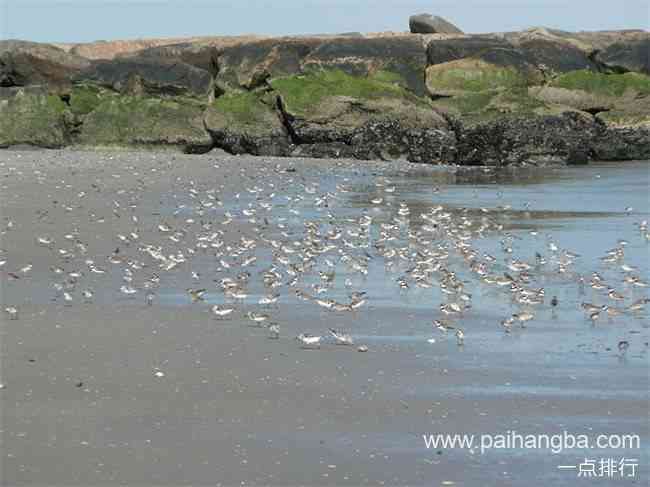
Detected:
left=1, top=27, right=649, bottom=165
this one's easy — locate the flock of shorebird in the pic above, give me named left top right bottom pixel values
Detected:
left=2, top=162, right=649, bottom=360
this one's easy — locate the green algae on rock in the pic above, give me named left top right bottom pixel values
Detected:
left=0, top=89, right=69, bottom=148
left=77, top=94, right=212, bottom=151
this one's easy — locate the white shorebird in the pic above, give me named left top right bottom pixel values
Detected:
left=329, top=328, right=354, bottom=345
left=212, top=304, right=234, bottom=318
left=268, top=323, right=280, bottom=339
left=247, top=311, right=270, bottom=325
left=296, top=333, right=321, bottom=349
left=455, top=329, right=465, bottom=346
left=4, top=306, right=18, bottom=320
left=187, top=288, right=207, bottom=303
left=433, top=319, right=454, bottom=334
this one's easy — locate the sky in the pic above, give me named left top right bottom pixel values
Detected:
left=1, top=0, right=648, bottom=43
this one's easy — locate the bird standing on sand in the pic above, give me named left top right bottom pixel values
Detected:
left=211, top=304, right=234, bottom=318
left=329, top=328, right=354, bottom=345
left=4, top=306, right=18, bottom=320
left=455, top=329, right=465, bottom=346
left=268, top=323, right=280, bottom=339
left=296, top=333, right=321, bottom=349
left=187, top=288, right=206, bottom=303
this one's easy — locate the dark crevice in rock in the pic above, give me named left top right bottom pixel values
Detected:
left=583, top=107, right=610, bottom=116
left=208, top=52, right=225, bottom=103
left=201, top=116, right=230, bottom=155
left=59, top=93, right=71, bottom=106
left=211, top=81, right=225, bottom=102
left=438, top=111, right=463, bottom=164
left=275, top=95, right=302, bottom=145
left=182, top=141, right=215, bottom=155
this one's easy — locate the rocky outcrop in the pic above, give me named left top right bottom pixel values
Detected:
left=203, top=91, right=290, bottom=156
left=0, top=87, right=70, bottom=148
left=76, top=93, right=212, bottom=152
left=214, top=38, right=322, bottom=91
left=75, top=57, right=214, bottom=98
left=1, top=27, right=648, bottom=165
left=409, top=14, right=463, bottom=34
left=214, top=35, right=432, bottom=97
left=0, top=40, right=90, bottom=91
left=594, top=38, right=650, bottom=74
left=57, top=36, right=266, bottom=60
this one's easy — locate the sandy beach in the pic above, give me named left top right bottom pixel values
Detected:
left=1, top=149, right=648, bottom=486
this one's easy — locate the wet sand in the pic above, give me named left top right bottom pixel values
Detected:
left=1, top=150, right=648, bottom=486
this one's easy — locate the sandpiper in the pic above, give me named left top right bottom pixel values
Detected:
left=433, top=319, right=454, bottom=334
left=268, top=323, right=280, bottom=339
left=296, top=333, right=321, bottom=349
left=247, top=311, right=270, bottom=325
left=4, top=306, right=18, bottom=320
left=329, top=328, right=354, bottom=345
left=455, top=329, right=465, bottom=346
left=211, top=304, right=234, bottom=318
left=187, top=288, right=207, bottom=303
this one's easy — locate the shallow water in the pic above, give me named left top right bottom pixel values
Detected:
left=1, top=153, right=648, bottom=486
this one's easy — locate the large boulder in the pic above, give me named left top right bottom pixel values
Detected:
left=456, top=112, right=603, bottom=165
left=121, top=42, right=221, bottom=75
left=455, top=109, right=650, bottom=165
left=203, top=91, right=290, bottom=156
left=0, top=40, right=89, bottom=90
left=215, top=38, right=321, bottom=91
left=0, top=87, right=70, bottom=148
left=75, top=57, right=214, bottom=99
left=594, top=38, right=650, bottom=74
left=516, top=38, right=598, bottom=74
left=528, top=85, right=614, bottom=113
left=215, top=35, right=432, bottom=97
left=529, top=69, right=650, bottom=120
left=425, top=38, right=546, bottom=99
left=302, top=36, right=431, bottom=96
left=271, top=70, right=454, bottom=162
left=591, top=125, right=650, bottom=160
left=409, top=14, right=463, bottom=34
left=427, top=37, right=515, bottom=65
left=426, top=58, right=539, bottom=98
left=76, top=94, right=212, bottom=152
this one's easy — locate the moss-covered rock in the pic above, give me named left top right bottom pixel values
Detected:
left=425, top=59, right=531, bottom=97
left=77, top=94, right=212, bottom=151
left=431, top=86, right=553, bottom=125
left=67, top=84, right=105, bottom=116
left=270, top=70, right=453, bottom=162
left=550, top=70, right=650, bottom=97
left=301, top=36, right=431, bottom=96
left=215, top=35, right=431, bottom=96
left=528, top=85, right=614, bottom=113
left=272, top=69, right=429, bottom=118
left=203, top=91, right=289, bottom=156
left=0, top=88, right=69, bottom=147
